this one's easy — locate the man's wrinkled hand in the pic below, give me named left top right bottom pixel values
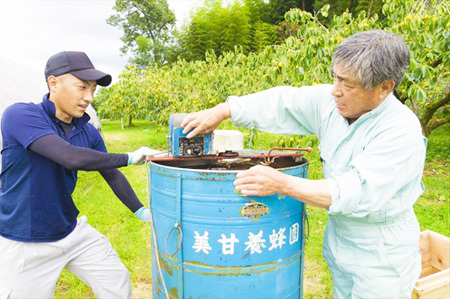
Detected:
left=181, top=103, right=231, bottom=138
left=234, top=165, right=286, bottom=197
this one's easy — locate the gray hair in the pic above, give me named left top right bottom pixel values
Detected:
left=332, top=30, right=410, bottom=90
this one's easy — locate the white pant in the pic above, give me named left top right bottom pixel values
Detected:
left=0, top=216, right=131, bottom=299
left=323, top=210, right=421, bottom=299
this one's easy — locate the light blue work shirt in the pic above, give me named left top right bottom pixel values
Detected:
left=228, top=84, right=427, bottom=222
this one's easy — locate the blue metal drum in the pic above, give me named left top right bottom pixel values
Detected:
left=150, top=155, right=308, bottom=299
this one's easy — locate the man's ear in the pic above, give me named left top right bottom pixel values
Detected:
left=382, top=80, right=395, bottom=94
left=379, top=80, right=395, bottom=99
left=47, top=76, right=57, bottom=92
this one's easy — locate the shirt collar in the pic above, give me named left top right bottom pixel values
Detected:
left=41, top=93, right=91, bottom=129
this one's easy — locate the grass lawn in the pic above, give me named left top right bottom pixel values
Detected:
left=55, top=120, right=449, bottom=298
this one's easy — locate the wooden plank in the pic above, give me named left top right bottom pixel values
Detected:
left=413, top=269, right=450, bottom=298
left=419, top=230, right=432, bottom=278
left=413, top=230, right=450, bottom=299
left=429, top=231, right=450, bottom=271
left=420, top=265, right=433, bottom=278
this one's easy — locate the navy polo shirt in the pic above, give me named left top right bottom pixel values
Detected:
left=0, top=94, right=106, bottom=242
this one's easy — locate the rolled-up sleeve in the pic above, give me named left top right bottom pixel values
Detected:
left=327, top=170, right=364, bottom=214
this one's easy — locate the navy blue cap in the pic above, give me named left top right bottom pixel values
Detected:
left=44, top=51, right=112, bottom=86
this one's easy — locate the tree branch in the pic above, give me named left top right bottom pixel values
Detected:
left=410, top=96, right=420, bottom=115
left=422, top=91, right=450, bottom=127
left=425, top=118, right=450, bottom=136
left=133, top=1, right=157, bottom=41
left=430, top=57, right=443, bottom=68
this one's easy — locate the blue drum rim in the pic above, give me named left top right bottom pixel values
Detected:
left=150, top=159, right=308, bottom=174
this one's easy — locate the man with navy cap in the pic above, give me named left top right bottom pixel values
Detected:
left=0, top=51, right=157, bottom=298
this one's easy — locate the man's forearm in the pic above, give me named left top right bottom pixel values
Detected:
left=100, top=168, right=143, bottom=212
left=29, top=134, right=128, bottom=170
left=282, top=175, right=331, bottom=209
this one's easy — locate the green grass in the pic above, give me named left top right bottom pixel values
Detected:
left=414, top=124, right=450, bottom=236
left=55, top=120, right=449, bottom=298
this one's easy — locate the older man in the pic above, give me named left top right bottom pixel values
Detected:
left=181, top=30, right=426, bottom=298
left=0, top=51, right=157, bottom=298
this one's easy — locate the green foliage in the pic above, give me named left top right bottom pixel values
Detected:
left=355, top=0, right=384, bottom=17
left=414, top=124, right=450, bottom=235
left=96, top=66, right=151, bottom=128
left=253, top=21, right=280, bottom=52
left=244, top=0, right=269, bottom=23
left=177, top=0, right=296, bottom=61
left=384, top=1, right=450, bottom=135
left=276, top=135, right=319, bottom=149
left=223, top=1, right=252, bottom=53
left=97, top=0, right=449, bottom=136
left=314, top=0, right=384, bottom=23
left=178, top=0, right=253, bottom=60
left=107, top=0, right=176, bottom=66
left=265, top=0, right=303, bottom=24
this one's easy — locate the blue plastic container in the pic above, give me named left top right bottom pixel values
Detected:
left=150, top=155, right=307, bottom=299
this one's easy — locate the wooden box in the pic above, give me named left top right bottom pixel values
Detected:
left=412, top=230, right=450, bottom=298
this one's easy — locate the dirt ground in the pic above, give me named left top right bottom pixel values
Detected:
left=134, top=280, right=152, bottom=299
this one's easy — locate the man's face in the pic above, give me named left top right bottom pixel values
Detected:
left=331, top=65, right=387, bottom=124
left=48, top=73, right=97, bottom=123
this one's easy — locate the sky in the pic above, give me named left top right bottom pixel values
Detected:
left=0, top=0, right=205, bottom=84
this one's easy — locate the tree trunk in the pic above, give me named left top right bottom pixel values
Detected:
left=120, top=115, right=124, bottom=130
left=128, top=115, right=133, bottom=127
left=424, top=118, right=450, bottom=136
left=422, top=92, right=450, bottom=132
left=368, top=0, right=373, bottom=17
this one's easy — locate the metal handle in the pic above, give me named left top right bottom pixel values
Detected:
left=303, top=211, right=310, bottom=240
left=268, top=147, right=313, bottom=156
left=165, top=222, right=183, bottom=256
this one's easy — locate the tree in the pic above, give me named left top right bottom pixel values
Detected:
left=243, top=0, right=268, bottom=23
left=244, top=0, right=280, bottom=52
left=383, top=1, right=450, bottom=135
left=177, top=0, right=285, bottom=61
left=265, top=0, right=302, bottom=24
left=314, top=0, right=384, bottom=24
left=96, top=66, right=149, bottom=128
left=222, top=1, right=251, bottom=53
left=107, top=0, right=176, bottom=66
left=253, top=21, right=279, bottom=52
left=100, top=0, right=449, bottom=136
left=178, top=0, right=252, bottom=60
left=354, top=0, right=383, bottom=17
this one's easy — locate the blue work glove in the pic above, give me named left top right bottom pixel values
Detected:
left=134, top=207, right=151, bottom=222
left=127, top=147, right=162, bottom=165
